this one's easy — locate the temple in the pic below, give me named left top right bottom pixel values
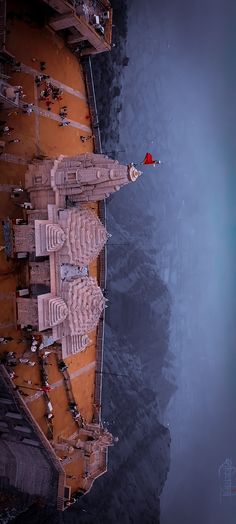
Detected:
left=3, top=152, right=141, bottom=508
left=24, top=152, right=141, bottom=205
left=13, top=154, right=141, bottom=358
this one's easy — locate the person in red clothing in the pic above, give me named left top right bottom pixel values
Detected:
left=45, top=98, right=53, bottom=111
left=41, top=385, right=51, bottom=392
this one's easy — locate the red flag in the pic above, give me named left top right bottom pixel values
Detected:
left=143, top=152, right=161, bottom=165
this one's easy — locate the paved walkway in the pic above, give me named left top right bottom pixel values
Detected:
left=0, top=153, right=28, bottom=165
left=21, top=63, right=86, bottom=101
left=0, top=291, right=15, bottom=299
left=25, top=360, right=96, bottom=404
left=0, top=322, right=16, bottom=328
left=0, top=64, right=91, bottom=160
left=32, top=103, right=91, bottom=133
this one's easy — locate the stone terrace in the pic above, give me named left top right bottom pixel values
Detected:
left=0, top=0, right=105, bottom=505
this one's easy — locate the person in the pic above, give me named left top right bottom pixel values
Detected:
left=2, top=125, right=14, bottom=135
left=12, top=61, right=21, bottom=72
left=45, top=99, right=53, bottom=110
left=58, top=360, right=68, bottom=371
left=40, top=61, right=46, bottom=71
left=59, top=108, right=68, bottom=119
left=59, top=121, right=70, bottom=127
left=11, top=187, right=24, bottom=196
left=80, top=135, right=95, bottom=142
left=14, top=86, right=23, bottom=94
left=41, top=385, right=51, bottom=392
left=47, top=413, right=54, bottom=420
left=7, top=351, right=16, bottom=357
left=17, top=202, right=33, bottom=210
left=22, top=103, right=34, bottom=114
left=22, top=324, right=33, bottom=332
left=35, top=75, right=43, bottom=87
left=8, top=138, right=20, bottom=144
left=8, top=371, right=18, bottom=379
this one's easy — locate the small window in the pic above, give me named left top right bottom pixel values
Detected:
left=35, top=176, right=42, bottom=184
left=66, top=172, right=77, bottom=182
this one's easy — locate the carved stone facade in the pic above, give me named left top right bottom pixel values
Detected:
left=16, top=206, right=107, bottom=358
left=24, top=153, right=141, bottom=206
left=60, top=423, right=117, bottom=492
left=15, top=154, right=140, bottom=358
left=13, top=224, right=35, bottom=252
left=29, top=260, right=50, bottom=285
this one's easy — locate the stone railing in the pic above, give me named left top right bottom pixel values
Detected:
left=81, top=56, right=107, bottom=426
left=82, top=57, right=102, bottom=154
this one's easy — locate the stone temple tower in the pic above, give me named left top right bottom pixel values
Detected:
left=25, top=153, right=142, bottom=209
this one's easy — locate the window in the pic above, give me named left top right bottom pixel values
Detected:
left=66, top=172, right=77, bottom=182
left=34, top=176, right=42, bottom=184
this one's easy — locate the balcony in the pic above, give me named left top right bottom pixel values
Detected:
left=42, top=0, right=112, bottom=56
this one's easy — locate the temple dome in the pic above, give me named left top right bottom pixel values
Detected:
left=67, top=277, right=105, bottom=335
left=66, top=209, right=108, bottom=266
left=128, top=164, right=142, bottom=182
left=49, top=297, right=68, bottom=326
left=46, top=223, right=66, bottom=252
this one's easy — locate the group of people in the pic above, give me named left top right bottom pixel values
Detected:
left=36, top=74, right=64, bottom=112
left=2, top=84, right=25, bottom=143
left=0, top=337, right=55, bottom=402
left=59, top=106, right=70, bottom=127
left=7, top=55, right=99, bottom=141
left=0, top=121, right=21, bottom=144
left=35, top=72, right=73, bottom=127
left=22, top=103, right=34, bottom=114
left=80, top=134, right=95, bottom=143
left=58, top=361, right=85, bottom=427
